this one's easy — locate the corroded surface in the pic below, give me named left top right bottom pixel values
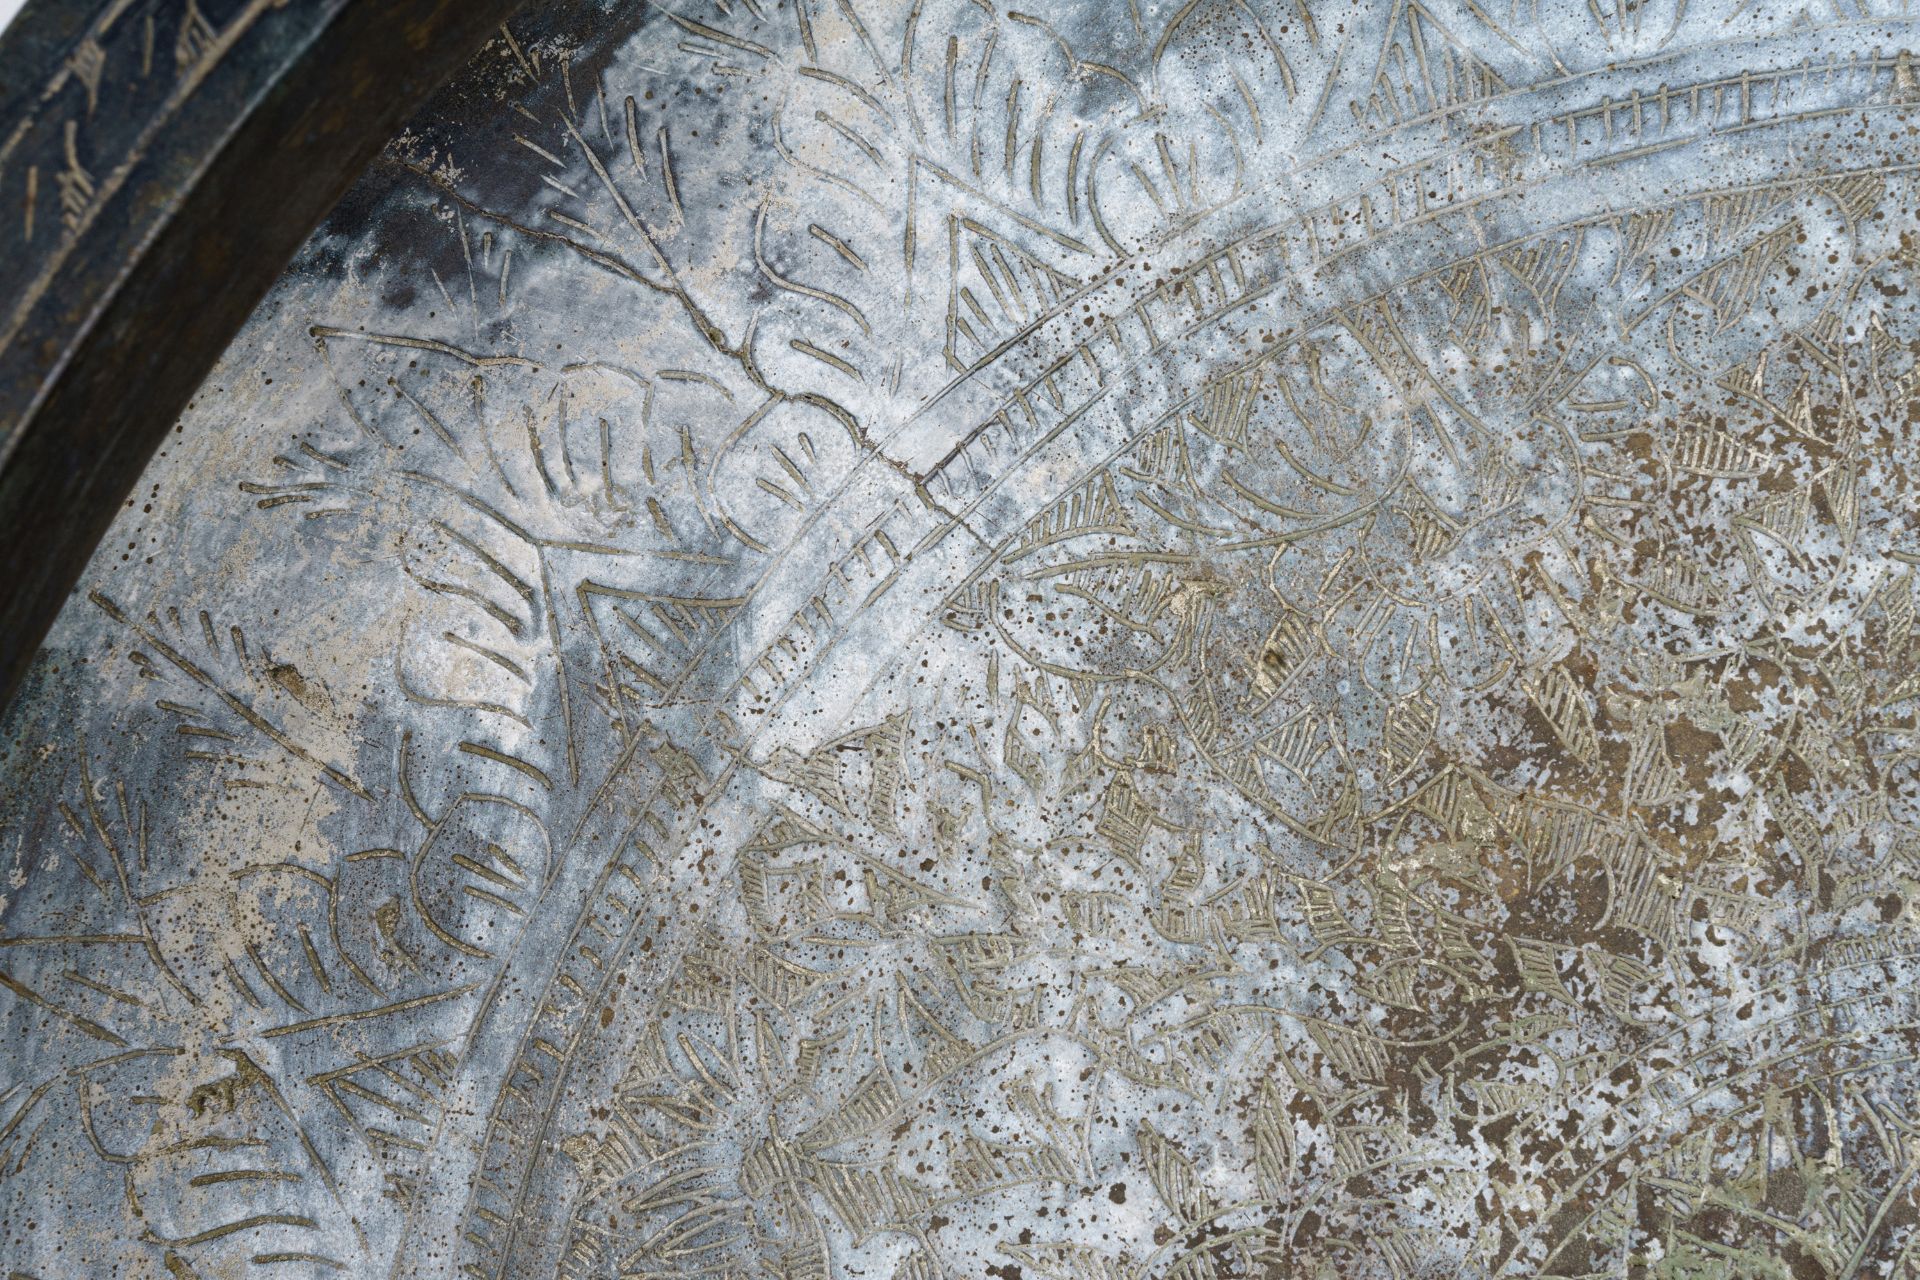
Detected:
left=0, top=0, right=521, bottom=700
left=8, top=1, right=1920, bottom=1276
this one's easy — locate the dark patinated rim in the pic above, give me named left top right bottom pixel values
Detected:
left=0, top=0, right=525, bottom=711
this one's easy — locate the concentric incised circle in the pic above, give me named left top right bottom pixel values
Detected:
left=7, top=1, right=1920, bottom=1276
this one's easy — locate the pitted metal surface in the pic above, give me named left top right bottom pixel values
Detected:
left=8, top=1, right=1920, bottom=1276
